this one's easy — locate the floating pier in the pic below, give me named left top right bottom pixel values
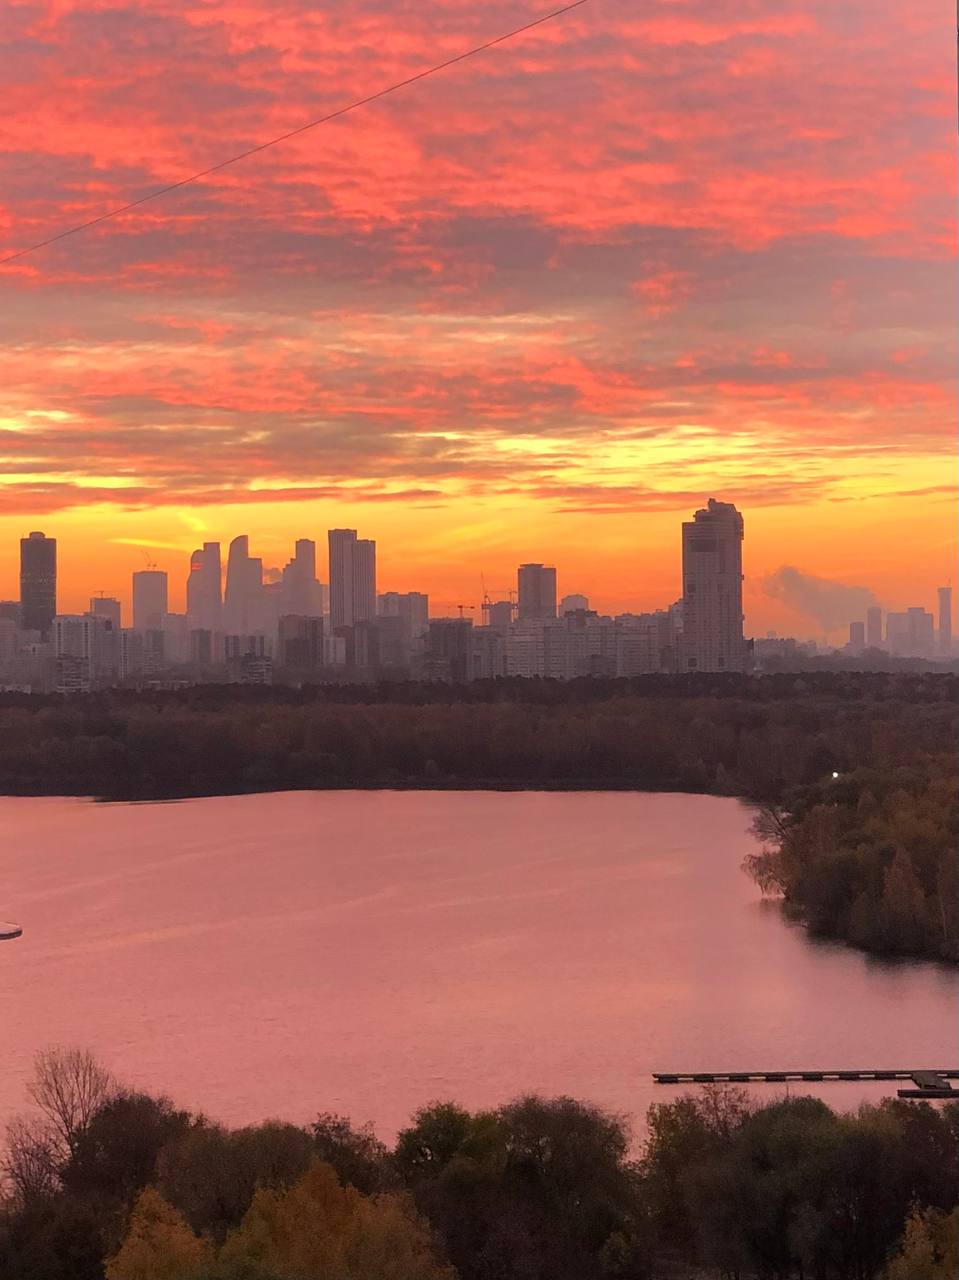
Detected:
left=652, top=1069, right=959, bottom=1099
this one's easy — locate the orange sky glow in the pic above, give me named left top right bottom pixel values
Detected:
left=0, top=0, right=955, bottom=637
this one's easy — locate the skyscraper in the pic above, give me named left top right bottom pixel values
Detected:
left=517, top=563, right=557, bottom=620
left=281, top=539, right=324, bottom=616
left=224, top=536, right=264, bottom=634
left=907, top=606, right=935, bottom=656
left=20, top=531, right=56, bottom=636
left=328, top=529, right=376, bottom=630
left=187, top=542, right=222, bottom=631
left=938, top=586, right=953, bottom=656
left=132, top=570, right=168, bottom=632
left=681, top=499, right=745, bottom=672
left=866, top=606, right=883, bottom=649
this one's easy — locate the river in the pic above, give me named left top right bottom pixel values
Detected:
left=0, top=791, right=954, bottom=1140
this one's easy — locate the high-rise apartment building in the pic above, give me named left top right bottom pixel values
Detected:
left=277, top=614, right=324, bottom=668
left=377, top=591, right=429, bottom=638
left=938, top=587, right=953, bottom=656
left=132, top=570, right=168, bottom=632
left=680, top=499, right=745, bottom=672
left=866, top=606, right=883, bottom=649
left=328, top=529, right=376, bottom=630
left=484, top=600, right=514, bottom=632
left=560, top=593, right=589, bottom=615
left=376, top=591, right=429, bottom=666
left=90, top=596, right=122, bottom=630
left=187, top=542, right=222, bottom=631
left=848, top=621, right=865, bottom=653
left=517, top=563, right=557, bottom=621
left=907, top=606, right=935, bottom=656
left=885, top=611, right=908, bottom=655
left=20, top=531, right=57, bottom=636
left=54, top=612, right=118, bottom=692
left=426, top=618, right=474, bottom=682
left=886, top=607, right=935, bottom=657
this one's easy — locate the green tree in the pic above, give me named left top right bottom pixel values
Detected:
left=310, top=1112, right=394, bottom=1194
left=399, top=1096, right=648, bottom=1280
left=62, top=1092, right=192, bottom=1206
left=157, top=1120, right=314, bottom=1240
left=0, top=1193, right=105, bottom=1280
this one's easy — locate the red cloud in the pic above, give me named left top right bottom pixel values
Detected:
left=0, top=0, right=953, bottom=521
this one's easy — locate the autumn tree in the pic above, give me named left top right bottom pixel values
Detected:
left=216, top=1161, right=454, bottom=1279
left=885, top=1206, right=959, bottom=1280
left=105, top=1186, right=213, bottom=1280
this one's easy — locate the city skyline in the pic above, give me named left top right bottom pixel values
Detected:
left=5, top=500, right=954, bottom=686
left=1, top=511, right=953, bottom=644
left=0, top=1, right=953, bottom=634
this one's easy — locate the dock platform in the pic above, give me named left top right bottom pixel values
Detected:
left=652, top=1070, right=959, bottom=1099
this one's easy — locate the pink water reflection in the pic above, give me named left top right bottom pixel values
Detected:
left=1, top=792, right=954, bottom=1140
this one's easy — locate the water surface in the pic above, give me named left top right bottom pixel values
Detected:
left=1, top=792, right=953, bottom=1139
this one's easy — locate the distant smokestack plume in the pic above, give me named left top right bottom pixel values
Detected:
left=762, top=565, right=880, bottom=633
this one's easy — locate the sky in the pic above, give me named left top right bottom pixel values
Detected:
left=0, top=0, right=955, bottom=636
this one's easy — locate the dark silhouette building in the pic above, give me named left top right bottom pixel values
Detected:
left=187, top=542, right=222, bottom=631
left=20, top=531, right=56, bottom=636
left=329, top=529, right=376, bottom=630
left=427, top=617, right=474, bottom=681
left=278, top=614, right=324, bottom=669
left=681, top=499, right=745, bottom=673
left=939, top=586, right=953, bottom=656
left=517, top=563, right=557, bottom=621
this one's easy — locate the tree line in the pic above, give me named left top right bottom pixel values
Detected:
left=2, top=1048, right=957, bottom=1280
left=1, top=672, right=956, bottom=962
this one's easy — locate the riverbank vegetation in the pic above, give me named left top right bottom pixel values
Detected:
left=744, top=757, right=958, bottom=962
left=3, top=1049, right=958, bottom=1280
left=1, top=672, right=956, bottom=962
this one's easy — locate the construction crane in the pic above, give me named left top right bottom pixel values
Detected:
left=480, top=574, right=516, bottom=624
left=434, top=602, right=476, bottom=620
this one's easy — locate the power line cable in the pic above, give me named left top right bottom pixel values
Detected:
left=0, top=0, right=588, bottom=268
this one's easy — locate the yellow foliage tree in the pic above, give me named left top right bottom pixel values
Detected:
left=885, top=1206, right=959, bottom=1280
left=106, top=1185, right=214, bottom=1280
left=217, top=1160, right=455, bottom=1279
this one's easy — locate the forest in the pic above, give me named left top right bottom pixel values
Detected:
left=1, top=672, right=956, bottom=962
left=2, top=1048, right=957, bottom=1280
